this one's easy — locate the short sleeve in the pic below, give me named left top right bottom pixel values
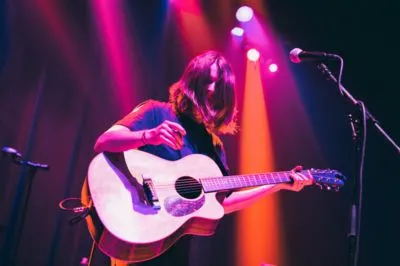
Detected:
left=115, top=100, right=156, bottom=131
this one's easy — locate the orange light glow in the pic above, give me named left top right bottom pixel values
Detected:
left=237, top=59, right=280, bottom=266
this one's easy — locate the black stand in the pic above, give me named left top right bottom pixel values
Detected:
left=347, top=112, right=363, bottom=266
left=317, top=63, right=400, bottom=154
left=316, top=63, right=400, bottom=266
left=0, top=146, right=49, bottom=266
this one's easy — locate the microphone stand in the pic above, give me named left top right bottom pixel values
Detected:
left=317, top=63, right=400, bottom=154
left=0, top=147, right=49, bottom=266
left=316, top=63, right=400, bottom=266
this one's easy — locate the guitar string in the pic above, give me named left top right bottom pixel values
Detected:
left=153, top=180, right=291, bottom=189
left=128, top=170, right=338, bottom=193
left=152, top=175, right=293, bottom=189
left=153, top=176, right=339, bottom=191
left=149, top=178, right=338, bottom=192
left=136, top=170, right=326, bottom=189
left=151, top=184, right=289, bottom=193
left=142, top=171, right=295, bottom=190
left=135, top=183, right=291, bottom=195
left=149, top=171, right=304, bottom=189
left=148, top=178, right=297, bottom=193
left=148, top=182, right=338, bottom=194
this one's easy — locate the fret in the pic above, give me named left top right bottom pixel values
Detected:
left=253, top=174, right=260, bottom=186
left=234, top=176, right=240, bottom=188
left=273, top=172, right=280, bottom=183
left=241, top=176, right=248, bottom=187
left=245, top=175, right=252, bottom=186
left=247, top=175, right=254, bottom=187
left=256, top=175, right=262, bottom=185
left=238, top=176, right=244, bottom=188
left=228, top=177, right=236, bottom=190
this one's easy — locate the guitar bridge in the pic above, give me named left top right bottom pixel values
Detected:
left=142, top=177, right=161, bottom=210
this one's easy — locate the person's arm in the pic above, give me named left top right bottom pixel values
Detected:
left=221, top=166, right=313, bottom=214
left=94, top=121, right=187, bottom=153
left=94, top=125, right=147, bottom=153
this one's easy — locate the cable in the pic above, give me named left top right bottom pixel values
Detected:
left=336, top=55, right=345, bottom=96
left=58, top=197, right=91, bottom=225
left=353, top=100, right=367, bottom=266
left=58, top=197, right=88, bottom=212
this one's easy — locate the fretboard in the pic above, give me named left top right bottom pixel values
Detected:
left=200, top=171, right=301, bottom=193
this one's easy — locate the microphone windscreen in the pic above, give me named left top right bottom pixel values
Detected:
left=289, top=48, right=303, bottom=63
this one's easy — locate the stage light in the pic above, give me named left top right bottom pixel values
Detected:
left=268, top=63, right=278, bottom=73
left=236, top=6, right=254, bottom=22
left=247, top=48, right=260, bottom=62
left=231, top=27, right=244, bottom=37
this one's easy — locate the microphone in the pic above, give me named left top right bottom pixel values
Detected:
left=289, top=48, right=339, bottom=63
left=2, top=146, right=22, bottom=158
left=2, top=146, right=49, bottom=169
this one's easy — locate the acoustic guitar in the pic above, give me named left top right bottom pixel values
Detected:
left=81, top=149, right=346, bottom=262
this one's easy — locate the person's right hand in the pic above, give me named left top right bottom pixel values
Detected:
left=144, top=120, right=186, bottom=150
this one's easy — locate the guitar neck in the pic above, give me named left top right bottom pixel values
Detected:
left=200, top=170, right=302, bottom=193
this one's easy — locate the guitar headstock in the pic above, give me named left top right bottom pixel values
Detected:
left=308, top=169, right=347, bottom=191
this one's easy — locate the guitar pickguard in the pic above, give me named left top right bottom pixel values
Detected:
left=164, top=195, right=205, bottom=217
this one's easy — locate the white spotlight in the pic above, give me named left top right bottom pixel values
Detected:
left=236, top=6, right=254, bottom=22
left=231, top=27, right=244, bottom=37
left=268, top=63, right=278, bottom=73
left=247, top=48, right=260, bottom=62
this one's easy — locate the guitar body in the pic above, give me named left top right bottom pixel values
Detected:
left=82, top=150, right=225, bottom=262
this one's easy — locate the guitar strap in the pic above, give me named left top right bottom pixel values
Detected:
left=210, top=143, right=229, bottom=176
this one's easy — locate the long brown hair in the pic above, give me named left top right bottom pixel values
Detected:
left=169, top=50, right=237, bottom=135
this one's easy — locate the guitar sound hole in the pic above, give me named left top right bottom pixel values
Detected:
left=175, top=176, right=202, bottom=199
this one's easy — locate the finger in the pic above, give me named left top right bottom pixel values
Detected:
left=296, top=173, right=307, bottom=181
left=293, top=172, right=312, bottom=186
left=163, top=125, right=184, bottom=146
left=165, top=120, right=186, bottom=136
left=160, top=135, right=181, bottom=150
left=290, top=174, right=307, bottom=191
left=292, top=165, right=303, bottom=172
left=160, top=128, right=180, bottom=144
left=296, top=179, right=305, bottom=191
left=290, top=172, right=305, bottom=181
left=162, top=128, right=184, bottom=149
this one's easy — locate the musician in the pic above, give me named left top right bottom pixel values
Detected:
left=94, top=50, right=313, bottom=266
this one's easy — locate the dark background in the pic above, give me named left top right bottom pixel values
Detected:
left=0, top=1, right=399, bottom=265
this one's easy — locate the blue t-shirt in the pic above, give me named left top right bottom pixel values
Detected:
left=116, top=99, right=229, bottom=175
left=112, top=100, right=231, bottom=266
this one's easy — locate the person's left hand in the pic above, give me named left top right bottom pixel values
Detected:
left=280, top=165, right=313, bottom=192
